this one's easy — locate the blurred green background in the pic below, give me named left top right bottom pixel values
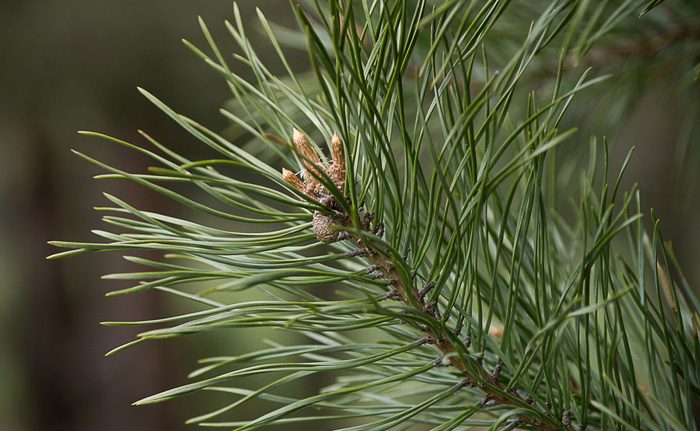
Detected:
left=1, top=1, right=699, bottom=430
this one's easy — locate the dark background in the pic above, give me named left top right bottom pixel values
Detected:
left=1, top=1, right=284, bottom=430
left=1, top=1, right=698, bottom=430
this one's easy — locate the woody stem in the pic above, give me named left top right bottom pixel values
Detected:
left=342, top=214, right=574, bottom=431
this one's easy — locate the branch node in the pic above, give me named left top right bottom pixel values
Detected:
left=426, top=300, right=438, bottom=316
left=418, top=281, right=436, bottom=299
left=479, top=394, right=493, bottom=408
left=412, top=336, right=432, bottom=346
left=544, top=402, right=554, bottom=418
left=362, top=211, right=374, bottom=228
left=370, top=272, right=386, bottom=280
left=503, top=418, right=524, bottom=431
left=373, top=222, right=384, bottom=238
left=345, top=248, right=368, bottom=258
left=366, top=264, right=381, bottom=274
left=453, top=377, right=471, bottom=391
left=492, top=361, right=504, bottom=382
left=382, top=290, right=400, bottom=301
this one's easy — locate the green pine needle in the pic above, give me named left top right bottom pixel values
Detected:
left=50, top=1, right=700, bottom=430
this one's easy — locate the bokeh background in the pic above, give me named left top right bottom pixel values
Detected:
left=1, top=1, right=699, bottom=430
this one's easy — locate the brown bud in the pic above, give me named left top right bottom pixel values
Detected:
left=329, top=131, right=346, bottom=192
left=282, top=168, right=305, bottom=193
left=312, top=211, right=339, bottom=244
left=293, top=128, right=323, bottom=187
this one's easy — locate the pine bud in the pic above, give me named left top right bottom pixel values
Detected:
left=282, top=168, right=305, bottom=193
left=312, top=211, right=339, bottom=244
left=329, top=131, right=346, bottom=191
left=293, top=128, right=323, bottom=188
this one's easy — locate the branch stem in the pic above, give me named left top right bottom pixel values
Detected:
left=342, top=214, right=574, bottom=431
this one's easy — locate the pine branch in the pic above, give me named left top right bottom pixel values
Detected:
left=284, top=125, right=574, bottom=429
left=572, top=14, right=700, bottom=67
left=339, top=200, right=573, bottom=431
left=48, top=1, right=700, bottom=429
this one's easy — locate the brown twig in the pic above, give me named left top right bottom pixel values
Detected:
left=282, top=129, right=574, bottom=430
left=340, top=214, right=574, bottom=431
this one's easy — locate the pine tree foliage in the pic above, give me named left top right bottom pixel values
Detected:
left=49, top=1, right=700, bottom=430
